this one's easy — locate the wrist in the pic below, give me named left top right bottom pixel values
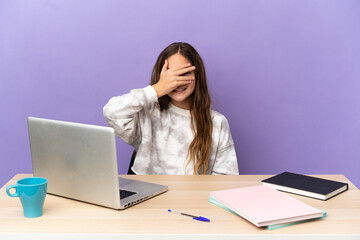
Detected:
left=152, top=83, right=165, bottom=98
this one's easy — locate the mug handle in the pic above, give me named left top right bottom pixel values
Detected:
left=6, top=184, right=20, bottom=197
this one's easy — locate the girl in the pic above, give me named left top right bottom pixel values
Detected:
left=103, top=42, right=238, bottom=175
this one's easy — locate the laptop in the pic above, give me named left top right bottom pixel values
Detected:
left=27, top=117, right=168, bottom=209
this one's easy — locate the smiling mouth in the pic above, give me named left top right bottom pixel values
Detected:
left=173, top=87, right=187, bottom=92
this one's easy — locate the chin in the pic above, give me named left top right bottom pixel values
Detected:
left=169, top=95, right=187, bottom=103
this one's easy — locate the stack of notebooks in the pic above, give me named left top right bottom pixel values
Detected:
left=209, top=172, right=348, bottom=230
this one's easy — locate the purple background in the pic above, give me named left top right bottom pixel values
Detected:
left=1, top=0, right=359, bottom=188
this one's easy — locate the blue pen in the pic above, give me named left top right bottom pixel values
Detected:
left=168, top=209, right=210, bottom=222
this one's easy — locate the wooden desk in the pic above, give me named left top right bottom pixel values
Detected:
left=1, top=174, right=359, bottom=239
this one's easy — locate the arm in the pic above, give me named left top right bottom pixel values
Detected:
left=103, top=85, right=158, bottom=147
left=103, top=61, right=195, bottom=147
left=211, top=117, right=239, bottom=175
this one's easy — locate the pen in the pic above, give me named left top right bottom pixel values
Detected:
left=168, top=209, right=210, bottom=222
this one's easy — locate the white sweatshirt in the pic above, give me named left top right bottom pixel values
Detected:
left=103, top=85, right=239, bottom=175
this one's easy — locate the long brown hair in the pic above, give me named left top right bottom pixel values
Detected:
left=150, top=42, right=213, bottom=174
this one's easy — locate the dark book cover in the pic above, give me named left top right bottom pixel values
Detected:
left=261, top=172, right=348, bottom=200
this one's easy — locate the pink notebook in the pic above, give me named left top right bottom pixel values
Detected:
left=210, top=185, right=325, bottom=227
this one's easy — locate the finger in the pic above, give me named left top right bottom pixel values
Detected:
left=161, top=59, right=168, bottom=73
left=175, top=79, right=194, bottom=85
left=173, top=80, right=194, bottom=89
left=171, top=63, right=192, bottom=72
left=176, top=75, right=195, bottom=81
left=174, top=66, right=196, bottom=76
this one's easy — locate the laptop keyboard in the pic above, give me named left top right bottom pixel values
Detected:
left=120, top=189, right=137, bottom=199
